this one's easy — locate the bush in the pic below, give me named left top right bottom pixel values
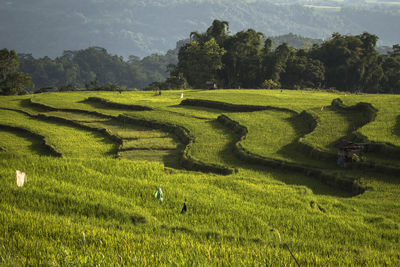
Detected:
left=262, top=79, right=280, bottom=89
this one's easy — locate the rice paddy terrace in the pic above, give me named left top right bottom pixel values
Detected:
left=0, top=90, right=399, bottom=265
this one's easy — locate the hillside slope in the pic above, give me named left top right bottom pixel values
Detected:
left=1, top=0, right=399, bottom=58
left=0, top=90, right=399, bottom=265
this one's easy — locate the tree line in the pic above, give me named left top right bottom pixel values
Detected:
left=162, top=20, right=400, bottom=93
left=0, top=49, right=33, bottom=95
left=16, top=45, right=181, bottom=92
left=1, top=32, right=324, bottom=95
left=1, top=45, right=178, bottom=95
left=1, top=20, right=399, bottom=95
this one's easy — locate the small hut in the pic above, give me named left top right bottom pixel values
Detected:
left=206, top=81, right=217, bottom=89
left=334, top=140, right=363, bottom=163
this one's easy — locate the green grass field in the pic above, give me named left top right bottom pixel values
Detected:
left=0, top=90, right=399, bottom=265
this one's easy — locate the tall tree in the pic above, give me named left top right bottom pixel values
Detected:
left=0, top=48, right=19, bottom=80
left=381, top=44, right=400, bottom=93
left=206, top=20, right=230, bottom=47
left=312, top=32, right=383, bottom=92
left=221, top=29, right=264, bottom=88
left=270, top=43, right=291, bottom=84
left=260, top=38, right=274, bottom=80
left=177, top=39, right=226, bottom=88
left=0, top=49, right=33, bottom=95
left=281, top=50, right=325, bottom=89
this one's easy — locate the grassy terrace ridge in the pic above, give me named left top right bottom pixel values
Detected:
left=0, top=91, right=400, bottom=265
left=29, top=93, right=237, bottom=173
left=42, top=89, right=400, bottom=147
left=178, top=95, right=399, bottom=175
left=0, top=109, right=116, bottom=158
left=0, top=126, right=54, bottom=156
left=36, top=110, right=182, bottom=167
left=28, top=90, right=400, bottom=183
left=300, top=98, right=377, bottom=153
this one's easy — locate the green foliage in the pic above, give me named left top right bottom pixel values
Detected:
left=0, top=49, right=33, bottom=95
left=0, top=48, right=19, bottom=79
left=0, top=71, right=33, bottom=95
left=221, top=29, right=264, bottom=88
left=281, top=53, right=325, bottom=89
left=18, top=45, right=181, bottom=90
left=163, top=71, right=189, bottom=90
left=0, top=109, right=115, bottom=158
left=169, top=21, right=399, bottom=93
left=261, top=79, right=281, bottom=89
left=178, top=38, right=226, bottom=88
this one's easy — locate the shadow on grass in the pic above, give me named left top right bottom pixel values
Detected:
left=395, top=115, right=400, bottom=136
left=9, top=187, right=147, bottom=225
left=0, top=125, right=56, bottom=157
left=162, top=148, right=184, bottom=170
left=22, top=98, right=49, bottom=113
left=276, top=115, right=330, bottom=167
left=78, top=99, right=121, bottom=112
left=100, top=119, right=159, bottom=134
left=36, top=115, right=119, bottom=157
left=325, top=107, right=373, bottom=150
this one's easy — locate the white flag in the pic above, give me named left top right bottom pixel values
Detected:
left=180, top=93, right=184, bottom=99
left=16, top=170, right=27, bottom=187
left=154, top=186, right=163, bottom=202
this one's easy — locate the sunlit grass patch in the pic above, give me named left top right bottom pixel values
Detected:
left=0, top=109, right=116, bottom=158
left=227, top=110, right=298, bottom=160
left=31, top=92, right=124, bottom=116
left=121, top=110, right=238, bottom=168
left=341, top=95, right=400, bottom=147
left=0, top=95, right=45, bottom=115
left=301, top=106, right=358, bottom=153
left=0, top=128, right=48, bottom=156
left=184, top=89, right=336, bottom=112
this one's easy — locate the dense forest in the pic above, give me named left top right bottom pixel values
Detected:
left=160, top=20, right=400, bottom=93
left=17, top=45, right=181, bottom=91
left=12, top=34, right=321, bottom=91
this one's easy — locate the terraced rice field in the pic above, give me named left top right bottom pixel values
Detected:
left=0, top=90, right=399, bottom=265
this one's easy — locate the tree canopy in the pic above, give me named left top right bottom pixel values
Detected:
left=164, top=20, right=400, bottom=93
left=17, top=45, right=181, bottom=91
left=0, top=49, right=33, bottom=95
left=5, top=20, right=399, bottom=94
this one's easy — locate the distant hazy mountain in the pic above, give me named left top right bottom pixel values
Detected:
left=1, top=0, right=399, bottom=58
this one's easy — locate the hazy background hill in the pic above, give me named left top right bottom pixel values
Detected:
left=1, top=0, right=399, bottom=59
